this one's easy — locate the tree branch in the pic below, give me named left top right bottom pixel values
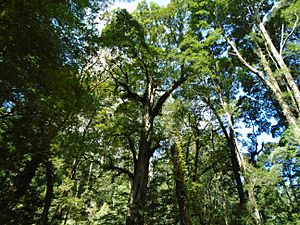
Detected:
left=102, top=155, right=134, bottom=181
left=263, top=0, right=290, bottom=24
left=149, top=141, right=162, bottom=157
left=226, top=37, right=261, bottom=75
left=110, top=71, right=143, bottom=102
left=280, top=15, right=299, bottom=55
left=199, top=165, right=213, bottom=176
left=250, top=142, right=264, bottom=164
left=153, top=67, right=187, bottom=117
left=126, top=136, right=137, bottom=165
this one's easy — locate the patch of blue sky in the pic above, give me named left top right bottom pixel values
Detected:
left=2, top=101, right=15, bottom=113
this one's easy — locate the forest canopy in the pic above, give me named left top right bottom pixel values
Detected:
left=0, top=0, right=299, bottom=224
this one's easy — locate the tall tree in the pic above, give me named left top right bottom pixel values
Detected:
left=99, top=1, right=203, bottom=223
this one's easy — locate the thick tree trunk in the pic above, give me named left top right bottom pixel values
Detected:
left=121, top=56, right=187, bottom=224
left=171, top=143, right=192, bottom=225
left=126, top=107, right=153, bottom=225
left=126, top=151, right=151, bottom=225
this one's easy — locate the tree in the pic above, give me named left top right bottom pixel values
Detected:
left=100, top=1, right=198, bottom=223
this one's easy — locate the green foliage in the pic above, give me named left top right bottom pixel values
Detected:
left=1, top=0, right=299, bottom=224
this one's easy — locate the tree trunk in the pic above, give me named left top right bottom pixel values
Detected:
left=247, top=182, right=262, bottom=225
left=258, top=21, right=300, bottom=112
left=42, top=161, right=55, bottom=225
left=224, top=35, right=297, bottom=125
left=192, top=128, right=201, bottom=181
left=171, top=143, right=193, bottom=225
left=229, top=129, right=246, bottom=208
left=220, top=172, right=230, bottom=225
left=0, top=156, right=40, bottom=213
left=185, top=136, right=191, bottom=173
left=254, top=41, right=298, bottom=125
left=220, top=99, right=262, bottom=225
left=121, top=55, right=187, bottom=224
left=126, top=107, right=153, bottom=225
left=209, top=105, right=246, bottom=209
left=126, top=151, right=151, bottom=225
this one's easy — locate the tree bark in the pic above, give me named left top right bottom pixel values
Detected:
left=185, top=136, right=191, bottom=173
left=124, top=63, right=187, bottom=224
left=126, top=103, right=153, bottom=225
left=209, top=104, right=246, bottom=209
left=254, top=42, right=298, bottom=125
left=258, top=21, right=300, bottom=113
left=0, top=156, right=40, bottom=213
left=224, top=35, right=297, bottom=125
left=126, top=150, right=151, bottom=225
left=192, top=127, right=201, bottom=181
left=171, top=143, right=193, bottom=225
left=42, top=161, right=55, bottom=225
left=229, top=129, right=246, bottom=208
left=219, top=98, right=262, bottom=225
left=220, top=172, right=230, bottom=225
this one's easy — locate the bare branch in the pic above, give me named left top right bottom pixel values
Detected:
left=280, top=23, right=285, bottom=55
left=280, top=15, right=299, bottom=55
left=217, top=20, right=266, bottom=79
left=225, top=37, right=261, bottom=75
left=265, top=42, right=280, bottom=69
